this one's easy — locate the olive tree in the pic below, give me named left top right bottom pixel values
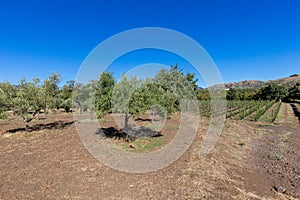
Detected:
left=60, top=80, right=75, bottom=112
left=14, top=78, right=42, bottom=131
left=73, top=81, right=96, bottom=114
left=111, top=74, right=150, bottom=133
left=0, top=82, right=17, bottom=118
left=153, top=65, right=197, bottom=115
left=41, top=72, right=61, bottom=113
left=95, top=72, right=115, bottom=118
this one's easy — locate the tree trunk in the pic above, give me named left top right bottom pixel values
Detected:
left=124, top=113, right=131, bottom=142
left=37, top=111, right=40, bottom=120
left=124, top=113, right=129, bottom=133
left=25, top=113, right=30, bottom=131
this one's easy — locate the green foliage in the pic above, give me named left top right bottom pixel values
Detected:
left=109, top=65, right=197, bottom=134
left=112, top=74, right=143, bottom=131
left=0, top=106, right=7, bottom=119
left=144, top=81, right=178, bottom=116
left=118, top=137, right=164, bottom=153
left=272, top=101, right=282, bottom=122
left=279, top=133, right=289, bottom=142
left=270, top=153, right=284, bottom=160
left=226, top=88, right=238, bottom=100
left=72, top=83, right=85, bottom=113
left=112, top=74, right=140, bottom=115
left=129, top=81, right=156, bottom=116
left=287, top=82, right=300, bottom=101
left=95, top=72, right=115, bottom=117
left=14, top=78, right=42, bottom=130
left=0, top=74, right=75, bottom=129
left=197, top=89, right=211, bottom=100
left=235, top=101, right=259, bottom=120
left=0, top=82, right=17, bottom=115
left=185, top=72, right=198, bottom=91
left=153, top=65, right=197, bottom=115
left=198, top=100, right=212, bottom=117
left=0, top=111, right=7, bottom=119
left=256, top=83, right=287, bottom=101
left=226, top=88, right=257, bottom=100
left=16, top=78, right=41, bottom=114
left=60, top=80, right=75, bottom=112
left=225, top=83, right=292, bottom=102
left=252, top=100, right=275, bottom=121
left=225, top=100, right=275, bottom=121
left=41, top=72, right=61, bottom=113
left=72, top=81, right=95, bottom=113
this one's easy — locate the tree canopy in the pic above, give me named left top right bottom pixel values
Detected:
left=0, top=73, right=75, bottom=130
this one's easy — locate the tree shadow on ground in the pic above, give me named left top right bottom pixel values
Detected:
left=7, top=121, right=75, bottom=133
left=135, top=118, right=152, bottom=122
left=96, top=126, right=162, bottom=142
left=97, top=127, right=127, bottom=140
left=290, top=104, right=300, bottom=123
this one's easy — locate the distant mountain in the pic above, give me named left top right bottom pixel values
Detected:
left=196, top=86, right=205, bottom=90
left=272, top=74, right=300, bottom=87
left=224, top=80, right=265, bottom=89
left=210, top=74, right=300, bottom=89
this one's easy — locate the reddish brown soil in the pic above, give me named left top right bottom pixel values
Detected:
left=254, top=125, right=300, bottom=198
left=0, top=106, right=299, bottom=199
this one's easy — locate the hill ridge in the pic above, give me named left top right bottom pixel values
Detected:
left=215, top=74, right=300, bottom=89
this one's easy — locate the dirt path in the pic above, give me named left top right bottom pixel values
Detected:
left=276, top=103, right=298, bottom=125
left=251, top=124, right=300, bottom=198
left=0, top=113, right=299, bottom=199
left=252, top=102, right=300, bottom=198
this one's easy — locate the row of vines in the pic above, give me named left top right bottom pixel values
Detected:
left=198, top=100, right=282, bottom=123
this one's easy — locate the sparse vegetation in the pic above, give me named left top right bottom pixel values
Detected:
left=99, top=118, right=111, bottom=123
left=270, top=153, right=284, bottom=161
left=116, top=137, right=164, bottom=152
left=279, top=133, right=290, bottom=142
left=25, top=133, right=33, bottom=138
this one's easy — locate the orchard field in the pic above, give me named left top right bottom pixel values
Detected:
left=0, top=69, right=300, bottom=199
left=0, top=100, right=299, bottom=199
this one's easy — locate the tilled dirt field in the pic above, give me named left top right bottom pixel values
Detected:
left=0, top=104, right=299, bottom=199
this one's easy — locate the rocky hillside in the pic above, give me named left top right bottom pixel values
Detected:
left=223, top=74, right=300, bottom=89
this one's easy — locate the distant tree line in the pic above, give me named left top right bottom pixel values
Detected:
left=225, top=82, right=300, bottom=102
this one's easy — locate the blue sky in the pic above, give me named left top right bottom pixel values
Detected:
left=0, top=0, right=299, bottom=87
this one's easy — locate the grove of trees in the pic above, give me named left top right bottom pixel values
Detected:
left=96, top=66, right=198, bottom=134
left=0, top=73, right=74, bottom=130
left=0, top=66, right=199, bottom=132
left=0, top=67, right=299, bottom=132
left=225, top=82, right=300, bottom=102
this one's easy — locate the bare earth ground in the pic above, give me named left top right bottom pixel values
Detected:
left=0, top=103, right=299, bottom=200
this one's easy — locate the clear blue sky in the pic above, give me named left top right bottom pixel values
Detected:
left=0, top=0, right=299, bottom=87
